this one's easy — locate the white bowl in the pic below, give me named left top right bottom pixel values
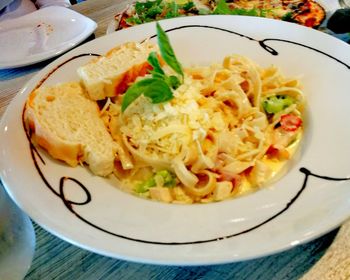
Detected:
left=0, top=15, right=349, bottom=265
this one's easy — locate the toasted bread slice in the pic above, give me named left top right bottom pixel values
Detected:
left=25, top=82, right=117, bottom=176
left=77, top=41, right=158, bottom=100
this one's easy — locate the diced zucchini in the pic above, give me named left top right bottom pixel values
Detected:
left=262, top=95, right=294, bottom=114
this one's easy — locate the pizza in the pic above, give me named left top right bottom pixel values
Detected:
left=113, top=0, right=326, bottom=31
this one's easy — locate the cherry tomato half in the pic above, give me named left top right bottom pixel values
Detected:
left=280, top=114, right=302, bottom=132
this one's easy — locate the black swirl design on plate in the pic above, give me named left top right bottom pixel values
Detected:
left=23, top=25, right=350, bottom=245
left=151, top=25, right=350, bottom=69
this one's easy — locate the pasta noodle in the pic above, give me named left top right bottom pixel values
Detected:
left=103, top=54, right=304, bottom=204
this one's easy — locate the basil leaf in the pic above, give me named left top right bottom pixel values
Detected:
left=182, top=1, right=195, bottom=12
left=121, top=78, right=173, bottom=112
left=144, top=78, right=173, bottom=103
left=147, top=51, right=165, bottom=75
left=150, top=71, right=164, bottom=79
left=165, top=1, right=179, bottom=18
left=213, top=0, right=266, bottom=17
left=121, top=22, right=184, bottom=112
left=281, top=12, right=297, bottom=23
left=125, top=16, right=142, bottom=25
left=213, top=0, right=232, bottom=14
left=146, top=5, right=163, bottom=18
left=165, top=75, right=181, bottom=89
left=156, top=22, right=184, bottom=78
left=147, top=51, right=180, bottom=89
left=121, top=78, right=153, bottom=112
left=135, top=2, right=146, bottom=16
left=134, top=0, right=163, bottom=23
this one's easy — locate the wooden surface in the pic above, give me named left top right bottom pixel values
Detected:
left=0, top=0, right=349, bottom=279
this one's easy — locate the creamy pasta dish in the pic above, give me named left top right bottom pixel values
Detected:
left=102, top=53, right=304, bottom=204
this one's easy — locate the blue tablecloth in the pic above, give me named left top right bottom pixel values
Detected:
left=24, top=223, right=337, bottom=279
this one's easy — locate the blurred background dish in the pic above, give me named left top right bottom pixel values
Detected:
left=106, top=0, right=350, bottom=43
left=0, top=6, right=96, bottom=69
left=108, top=0, right=327, bottom=32
left=0, top=184, right=36, bottom=280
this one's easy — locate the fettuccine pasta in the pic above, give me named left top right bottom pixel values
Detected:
left=102, top=54, right=304, bottom=203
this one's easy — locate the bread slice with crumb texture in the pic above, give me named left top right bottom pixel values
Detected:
left=77, top=41, right=159, bottom=100
left=24, top=82, right=117, bottom=176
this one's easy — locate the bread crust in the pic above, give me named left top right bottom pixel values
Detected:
left=110, top=61, right=153, bottom=96
left=25, top=89, right=83, bottom=167
left=78, top=41, right=158, bottom=100
left=24, top=82, right=118, bottom=176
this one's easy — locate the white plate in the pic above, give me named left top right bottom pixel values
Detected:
left=1, top=15, right=350, bottom=265
left=0, top=6, right=97, bottom=69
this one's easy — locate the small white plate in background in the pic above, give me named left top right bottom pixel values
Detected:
left=0, top=6, right=97, bottom=69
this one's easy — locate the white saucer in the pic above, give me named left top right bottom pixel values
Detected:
left=0, top=6, right=97, bottom=69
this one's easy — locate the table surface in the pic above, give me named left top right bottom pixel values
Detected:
left=0, top=0, right=349, bottom=279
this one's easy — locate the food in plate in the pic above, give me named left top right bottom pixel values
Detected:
left=24, top=82, right=117, bottom=176
left=78, top=41, right=159, bottom=100
left=25, top=23, right=304, bottom=204
left=113, top=0, right=326, bottom=31
left=220, top=0, right=326, bottom=27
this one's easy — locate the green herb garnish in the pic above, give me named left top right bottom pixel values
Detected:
left=212, top=0, right=232, bottom=15
left=121, top=22, right=183, bottom=112
left=123, top=0, right=271, bottom=29
left=124, top=0, right=199, bottom=27
left=147, top=51, right=181, bottom=89
left=121, top=78, right=173, bottom=112
left=134, top=0, right=163, bottom=22
left=213, top=0, right=267, bottom=17
left=147, top=51, right=165, bottom=75
left=165, top=1, right=179, bottom=18
left=182, top=1, right=195, bottom=11
left=281, top=12, right=297, bottom=23
left=156, top=22, right=184, bottom=78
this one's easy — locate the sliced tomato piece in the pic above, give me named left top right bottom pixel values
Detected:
left=280, top=114, right=302, bottom=132
left=266, top=145, right=279, bottom=157
left=266, top=145, right=290, bottom=160
left=304, top=17, right=317, bottom=27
